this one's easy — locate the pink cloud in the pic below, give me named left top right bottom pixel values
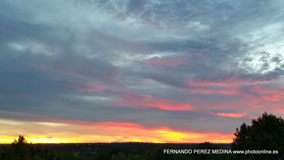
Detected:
left=214, top=112, right=247, bottom=118
left=190, top=87, right=239, bottom=95
left=115, top=94, right=193, bottom=111
left=188, top=79, right=241, bottom=95
left=213, top=112, right=259, bottom=119
left=188, top=78, right=284, bottom=102
left=248, top=85, right=284, bottom=102
left=189, top=76, right=277, bottom=87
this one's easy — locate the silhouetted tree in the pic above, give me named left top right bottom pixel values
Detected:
left=232, top=112, right=284, bottom=160
left=0, top=135, right=58, bottom=160
left=12, top=135, right=27, bottom=145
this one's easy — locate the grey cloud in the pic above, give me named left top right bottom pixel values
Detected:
left=1, top=0, right=284, bottom=135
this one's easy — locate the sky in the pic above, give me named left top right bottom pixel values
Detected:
left=0, top=0, right=284, bottom=143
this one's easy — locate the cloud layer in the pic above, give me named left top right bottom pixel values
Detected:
left=0, top=0, right=284, bottom=143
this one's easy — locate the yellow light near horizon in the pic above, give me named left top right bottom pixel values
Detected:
left=0, top=118, right=233, bottom=144
left=0, top=138, right=14, bottom=144
left=155, top=129, right=188, bottom=141
left=0, top=137, right=68, bottom=144
left=27, top=138, right=70, bottom=144
left=153, top=129, right=233, bottom=143
left=211, top=139, right=232, bottom=143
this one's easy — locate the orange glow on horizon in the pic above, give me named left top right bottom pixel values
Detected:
left=0, top=118, right=233, bottom=144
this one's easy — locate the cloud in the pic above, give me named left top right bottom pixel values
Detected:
left=213, top=112, right=247, bottom=118
left=246, top=85, right=284, bottom=102
left=0, top=0, right=284, bottom=142
left=57, top=80, right=105, bottom=93
left=115, top=94, right=193, bottom=111
left=144, top=56, right=185, bottom=67
left=188, top=77, right=284, bottom=103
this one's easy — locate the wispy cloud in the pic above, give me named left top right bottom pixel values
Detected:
left=213, top=112, right=247, bottom=118
left=115, top=94, right=193, bottom=111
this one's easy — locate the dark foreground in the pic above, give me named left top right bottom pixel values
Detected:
left=0, top=142, right=281, bottom=160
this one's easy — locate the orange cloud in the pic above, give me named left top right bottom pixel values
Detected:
left=214, top=112, right=247, bottom=118
left=115, top=94, right=193, bottom=111
left=0, top=118, right=233, bottom=144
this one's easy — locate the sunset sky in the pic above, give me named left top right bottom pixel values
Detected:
left=0, top=0, right=284, bottom=143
